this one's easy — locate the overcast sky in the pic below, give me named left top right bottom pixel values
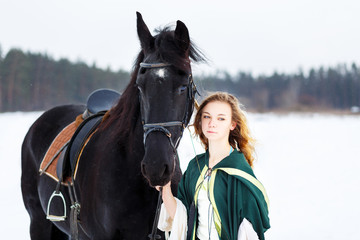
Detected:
left=1, top=0, right=359, bottom=76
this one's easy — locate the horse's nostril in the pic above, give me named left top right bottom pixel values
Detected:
left=162, top=164, right=169, bottom=177
left=141, top=162, right=147, bottom=176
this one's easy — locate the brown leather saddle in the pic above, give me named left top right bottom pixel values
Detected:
left=39, top=89, right=121, bottom=184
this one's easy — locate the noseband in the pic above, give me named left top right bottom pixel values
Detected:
left=139, top=62, right=198, bottom=152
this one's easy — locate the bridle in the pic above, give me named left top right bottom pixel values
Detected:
left=138, top=62, right=198, bottom=240
left=138, top=62, right=198, bottom=152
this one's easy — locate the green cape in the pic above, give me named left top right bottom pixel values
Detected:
left=177, top=150, right=270, bottom=240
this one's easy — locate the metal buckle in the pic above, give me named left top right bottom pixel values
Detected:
left=46, top=191, right=67, bottom=221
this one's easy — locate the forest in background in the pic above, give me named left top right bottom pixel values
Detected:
left=1, top=46, right=359, bottom=113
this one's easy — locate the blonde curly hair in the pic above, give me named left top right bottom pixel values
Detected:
left=193, top=92, right=256, bottom=167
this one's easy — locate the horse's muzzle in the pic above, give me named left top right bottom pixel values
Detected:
left=141, top=134, right=176, bottom=186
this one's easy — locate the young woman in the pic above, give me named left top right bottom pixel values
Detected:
left=157, top=92, right=270, bottom=240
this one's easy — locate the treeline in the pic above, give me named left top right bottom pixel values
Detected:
left=0, top=48, right=130, bottom=112
left=198, top=64, right=360, bottom=112
left=1, top=47, right=359, bottom=112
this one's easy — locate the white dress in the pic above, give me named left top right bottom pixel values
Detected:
left=158, top=176, right=259, bottom=240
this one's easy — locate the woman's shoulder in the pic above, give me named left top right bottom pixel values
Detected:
left=219, top=150, right=254, bottom=175
left=183, top=152, right=206, bottom=175
left=232, top=151, right=250, bottom=166
left=187, top=152, right=206, bottom=166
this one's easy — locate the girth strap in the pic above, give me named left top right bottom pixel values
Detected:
left=68, top=179, right=81, bottom=240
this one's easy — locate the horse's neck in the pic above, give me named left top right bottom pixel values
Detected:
left=131, top=119, right=145, bottom=154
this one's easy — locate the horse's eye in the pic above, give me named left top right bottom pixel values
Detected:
left=179, top=85, right=187, bottom=94
left=177, top=70, right=186, bottom=76
left=140, top=68, right=147, bottom=74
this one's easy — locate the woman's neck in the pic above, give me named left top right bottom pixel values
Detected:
left=208, top=140, right=232, bottom=168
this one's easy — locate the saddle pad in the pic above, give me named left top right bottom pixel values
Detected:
left=39, top=119, right=80, bottom=183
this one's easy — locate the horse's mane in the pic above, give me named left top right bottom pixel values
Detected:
left=100, top=26, right=206, bottom=149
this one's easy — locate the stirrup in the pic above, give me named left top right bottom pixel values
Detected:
left=46, top=191, right=67, bottom=221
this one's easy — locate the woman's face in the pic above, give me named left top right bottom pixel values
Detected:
left=201, top=101, right=236, bottom=144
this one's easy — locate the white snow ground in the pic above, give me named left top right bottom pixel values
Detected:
left=1, top=111, right=359, bottom=239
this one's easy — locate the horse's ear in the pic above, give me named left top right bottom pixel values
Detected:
left=136, top=12, right=154, bottom=53
left=174, top=20, right=190, bottom=52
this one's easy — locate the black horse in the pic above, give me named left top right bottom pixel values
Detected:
left=21, top=12, right=204, bottom=239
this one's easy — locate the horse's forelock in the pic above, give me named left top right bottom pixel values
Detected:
left=152, top=27, right=206, bottom=71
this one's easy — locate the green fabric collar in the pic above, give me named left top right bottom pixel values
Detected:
left=204, top=150, right=253, bottom=174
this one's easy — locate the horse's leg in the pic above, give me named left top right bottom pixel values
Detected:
left=22, top=176, right=69, bottom=239
left=21, top=145, right=69, bottom=239
left=28, top=203, right=68, bottom=240
left=21, top=105, right=85, bottom=239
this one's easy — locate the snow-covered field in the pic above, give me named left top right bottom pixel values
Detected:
left=1, top=111, right=359, bottom=239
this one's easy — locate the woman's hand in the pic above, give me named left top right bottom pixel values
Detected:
left=155, top=181, right=177, bottom=219
left=161, top=181, right=171, bottom=193
left=155, top=181, right=172, bottom=200
left=155, top=180, right=171, bottom=191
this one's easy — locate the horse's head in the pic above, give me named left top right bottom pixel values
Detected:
left=136, top=12, right=198, bottom=186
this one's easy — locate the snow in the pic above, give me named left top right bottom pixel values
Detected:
left=0, top=111, right=42, bottom=239
left=1, top=111, right=359, bottom=239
